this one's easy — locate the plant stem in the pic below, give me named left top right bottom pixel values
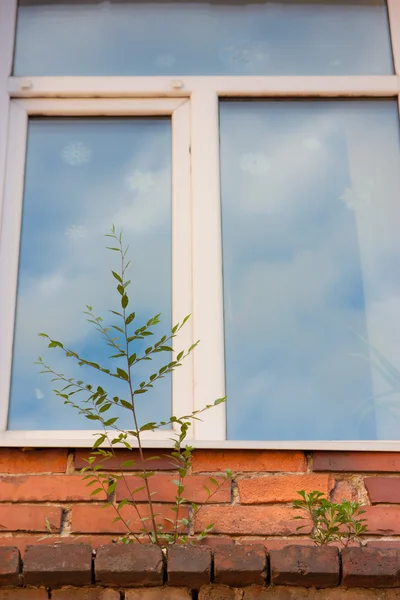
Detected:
left=119, top=239, right=160, bottom=545
left=90, top=402, right=152, bottom=543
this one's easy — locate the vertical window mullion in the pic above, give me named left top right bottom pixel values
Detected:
left=0, top=0, right=17, bottom=222
left=171, top=100, right=195, bottom=426
left=190, top=90, right=226, bottom=441
left=388, top=0, right=400, bottom=76
left=0, top=101, right=28, bottom=434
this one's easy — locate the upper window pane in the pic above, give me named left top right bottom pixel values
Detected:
left=220, top=99, right=400, bottom=441
left=8, top=117, right=172, bottom=430
left=14, top=0, right=393, bottom=76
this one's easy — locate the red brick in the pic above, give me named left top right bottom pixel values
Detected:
left=0, top=505, right=62, bottom=532
left=342, top=547, right=400, bottom=587
left=237, top=475, right=331, bottom=504
left=245, top=538, right=360, bottom=551
left=331, top=480, right=359, bottom=503
left=24, top=544, right=92, bottom=586
left=168, top=545, right=211, bottom=588
left=198, top=537, right=235, bottom=550
left=195, top=506, right=310, bottom=536
left=214, top=545, right=266, bottom=587
left=0, top=449, right=67, bottom=474
left=192, top=451, right=306, bottom=473
left=0, top=546, right=21, bottom=585
left=364, top=506, right=400, bottom=535
left=117, top=474, right=230, bottom=504
left=240, top=590, right=400, bottom=600
left=270, top=545, right=339, bottom=587
left=365, top=477, right=400, bottom=504
left=0, top=535, right=115, bottom=555
left=0, top=592, right=48, bottom=600
left=75, top=450, right=176, bottom=471
left=237, top=539, right=314, bottom=551
left=313, top=452, right=400, bottom=473
left=126, top=590, right=191, bottom=600
left=242, top=586, right=272, bottom=600
left=366, top=540, right=400, bottom=549
left=199, top=585, right=239, bottom=600
left=72, top=504, right=188, bottom=534
left=95, top=544, right=163, bottom=586
left=0, top=475, right=106, bottom=502
left=0, top=536, right=54, bottom=555
left=53, top=591, right=119, bottom=600
left=243, top=589, right=400, bottom=600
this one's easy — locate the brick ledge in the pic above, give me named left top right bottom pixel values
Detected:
left=0, top=543, right=399, bottom=590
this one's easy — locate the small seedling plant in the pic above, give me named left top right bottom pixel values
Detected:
left=292, top=490, right=368, bottom=547
left=37, top=226, right=231, bottom=546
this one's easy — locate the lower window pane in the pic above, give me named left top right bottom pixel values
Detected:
left=8, top=117, right=172, bottom=430
left=220, top=99, right=400, bottom=441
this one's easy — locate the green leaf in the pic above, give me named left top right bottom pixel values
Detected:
left=48, top=341, right=63, bottom=349
left=128, top=353, right=137, bottom=366
left=126, top=312, right=136, bottom=325
left=214, top=397, right=227, bottom=406
left=121, top=295, right=129, bottom=309
left=112, top=325, right=124, bottom=334
left=104, top=417, right=119, bottom=427
left=121, top=460, right=136, bottom=468
left=120, top=400, right=132, bottom=410
left=93, top=434, right=107, bottom=449
left=107, top=481, right=117, bottom=495
left=116, top=368, right=129, bottom=381
left=99, top=403, right=112, bottom=413
left=112, top=271, right=122, bottom=283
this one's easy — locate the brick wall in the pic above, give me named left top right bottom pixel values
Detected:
left=0, top=448, right=399, bottom=551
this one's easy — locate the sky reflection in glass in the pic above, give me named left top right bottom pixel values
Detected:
left=220, top=100, right=400, bottom=441
left=8, top=117, right=172, bottom=430
left=14, top=0, right=393, bottom=76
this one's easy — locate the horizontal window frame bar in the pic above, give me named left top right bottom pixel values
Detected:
left=12, top=97, right=187, bottom=115
left=0, top=432, right=399, bottom=449
left=7, top=76, right=400, bottom=99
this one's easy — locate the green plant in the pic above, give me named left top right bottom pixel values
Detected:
left=292, top=490, right=368, bottom=547
left=37, top=226, right=231, bottom=546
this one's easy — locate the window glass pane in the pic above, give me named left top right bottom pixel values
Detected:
left=14, top=0, right=393, bottom=76
left=8, top=117, right=172, bottom=430
left=220, top=99, right=400, bottom=441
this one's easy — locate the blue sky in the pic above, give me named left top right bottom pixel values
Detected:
left=15, top=0, right=392, bottom=76
left=8, top=118, right=173, bottom=430
left=220, top=100, right=400, bottom=440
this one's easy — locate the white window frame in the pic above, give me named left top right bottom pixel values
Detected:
left=1, top=0, right=400, bottom=450
left=0, top=96, right=193, bottom=447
